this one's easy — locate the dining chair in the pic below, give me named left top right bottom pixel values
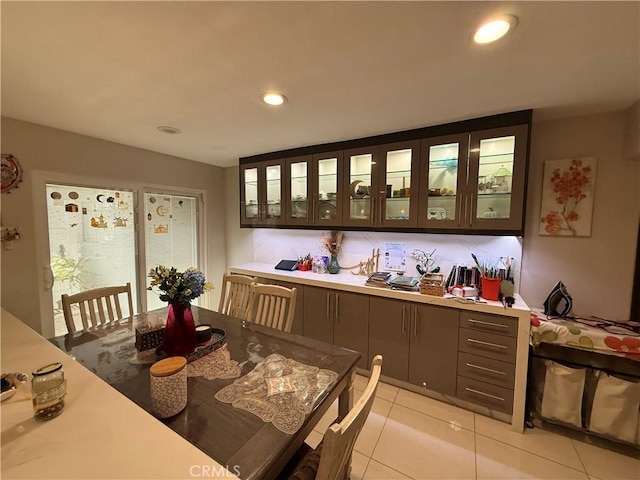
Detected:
left=218, top=273, right=257, bottom=318
left=247, top=283, right=297, bottom=333
left=280, top=355, right=383, bottom=480
left=61, top=283, right=134, bottom=334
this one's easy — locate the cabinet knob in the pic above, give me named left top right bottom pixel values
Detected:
left=422, top=382, right=427, bottom=388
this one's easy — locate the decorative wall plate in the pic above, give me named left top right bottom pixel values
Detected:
left=1, top=154, right=23, bottom=193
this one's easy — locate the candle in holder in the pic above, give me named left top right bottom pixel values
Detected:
left=195, top=324, right=212, bottom=343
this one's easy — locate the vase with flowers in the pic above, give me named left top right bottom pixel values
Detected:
left=323, top=230, right=344, bottom=274
left=148, top=266, right=213, bottom=356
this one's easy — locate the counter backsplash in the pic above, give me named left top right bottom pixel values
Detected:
left=252, top=230, right=523, bottom=291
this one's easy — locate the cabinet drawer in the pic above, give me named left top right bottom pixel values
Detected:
left=459, top=311, right=518, bottom=337
left=458, top=328, right=516, bottom=363
left=457, top=352, right=515, bottom=390
left=456, top=376, right=513, bottom=414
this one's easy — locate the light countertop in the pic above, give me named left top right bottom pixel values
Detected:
left=1, top=308, right=236, bottom=479
left=229, top=262, right=531, bottom=319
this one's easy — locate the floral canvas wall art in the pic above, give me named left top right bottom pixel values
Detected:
left=539, top=157, right=597, bottom=236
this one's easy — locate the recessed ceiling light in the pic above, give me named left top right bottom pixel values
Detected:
left=262, top=92, right=287, bottom=106
left=157, top=126, right=181, bottom=134
left=474, top=14, right=518, bottom=44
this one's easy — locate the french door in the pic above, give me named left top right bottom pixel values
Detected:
left=41, top=179, right=201, bottom=337
left=143, top=192, right=199, bottom=311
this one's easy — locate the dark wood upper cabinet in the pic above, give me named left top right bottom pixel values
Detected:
left=240, top=159, right=285, bottom=226
left=240, top=110, right=531, bottom=235
left=418, top=124, right=529, bottom=233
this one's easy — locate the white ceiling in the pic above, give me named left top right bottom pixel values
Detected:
left=2, top=1, right=639, bottom=168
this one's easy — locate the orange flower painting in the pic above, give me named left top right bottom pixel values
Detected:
left=539, top=158, right=597, bottom=236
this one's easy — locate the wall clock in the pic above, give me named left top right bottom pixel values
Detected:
left=1, top=154, right=23, bottom=193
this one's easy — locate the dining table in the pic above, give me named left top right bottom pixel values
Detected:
left=49, top=306, right=361, bottom=480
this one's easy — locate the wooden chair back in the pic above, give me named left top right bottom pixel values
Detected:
left=218, top=273, right=257, bottom=319
left=61, top=283, right=134, bottom=334
left=316, top=355, right=383, bottom=480
left=247, top=284, right=297, bottom=333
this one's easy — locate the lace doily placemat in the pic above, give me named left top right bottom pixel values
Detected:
left=214, top=353, right=339, bottom=434
left=130, top=344, right=241, bottom=381
left=187, top=344, right=241, bottom=380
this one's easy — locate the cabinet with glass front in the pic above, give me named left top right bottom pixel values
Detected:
left=284, top=155, right=311, bottom=226
left=284, top=152, right=344, bottom=226
left=343, top=141, right=419, bottom=228
left=418, top=124, right=528, bottom=232
left=240, top=159, right=285, bottom=226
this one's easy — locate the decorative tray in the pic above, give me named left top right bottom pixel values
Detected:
left=156, top=328, right=226, bottom=363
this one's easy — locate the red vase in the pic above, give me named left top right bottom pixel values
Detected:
left=163, top=303, right=196, bottom=356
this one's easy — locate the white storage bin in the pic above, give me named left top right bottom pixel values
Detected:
left=589, top=371, right=640, bottom=444
left=541, top=360, right=585, bottom=428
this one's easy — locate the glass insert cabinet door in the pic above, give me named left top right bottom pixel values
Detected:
left=285, top=156, right=310, bottom=225
left=343, top=147, right=379, bottom=226
left=418, top=134, right=469, bottom=228
left=240, top=160, right=284, bottom=225
left=265, top=164, right=282, bottom=223
left=467, top=125, right=528, bottom=231
left=312, top=151, right=343, bottom=225
left=380, top=141, right=419, bottom=227
left=241, top=166, right=259, bottom=223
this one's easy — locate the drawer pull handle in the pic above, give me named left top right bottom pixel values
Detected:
left=467, top=338, right=508, bottom=349
left=468, top=319, right=508, bottom=329
left=465, top=387, right=505, bottom=402
left=466, top=363, right=506, bottom=375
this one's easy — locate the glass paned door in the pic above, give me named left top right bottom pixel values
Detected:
left=475, top=135, right=516, bottom=220
left=144, top=193, right=199, bottom=311
left=46, top=184, right=137, bottom=336
left=467, top=124, right=528, bottom=231
left=380, top=141, right=419, bottom=227
left=287, top=158, right=309, bottom=224
left=314, top=153, right=341, bottom=224
left=344, top=147, right=378, bottom=226
left=265, top=164, right=282, bottom=222
left=419, top=134, right=468, bottom=228
left=242, top=166, right=259, bottom=222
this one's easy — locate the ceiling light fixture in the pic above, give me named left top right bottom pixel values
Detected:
left=473, top=14, right=518, bottom=44
left=262, top=92, right=287, bottom=106
left=157, top=126, right=181, bottom=135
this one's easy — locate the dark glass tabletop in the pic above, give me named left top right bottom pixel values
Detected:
left=50, top=306, right=360, bottom=480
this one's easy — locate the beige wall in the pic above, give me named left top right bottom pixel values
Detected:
left=521, top=109, right=639, bottom=319
left=223, top=166, right=253, bottom=267
left=623, top=100, right=640, bottom=162
left=1, top=118, right=227, bottom=333
left=225, top=110, right=640, bottom=320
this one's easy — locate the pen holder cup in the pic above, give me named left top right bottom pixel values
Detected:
left=481, top=277, right=500, bottom=301
left=150, top=357, right=187, bottom=419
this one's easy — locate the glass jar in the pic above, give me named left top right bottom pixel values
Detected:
left=32, top=362, right=66, bottom=421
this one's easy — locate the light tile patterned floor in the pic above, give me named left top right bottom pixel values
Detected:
left=306, top=375, right=640, bottom=480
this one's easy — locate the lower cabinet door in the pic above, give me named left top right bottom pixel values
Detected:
left=368, top=297, right=409, bottom=381
left=408, top=304, right=459, bottom=396
left=303, top=286, right=334, bottom=344
left=333, top=291, right=369, bottom=369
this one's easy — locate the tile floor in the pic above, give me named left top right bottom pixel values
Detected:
left=305, top=375, right=640, bottom=480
